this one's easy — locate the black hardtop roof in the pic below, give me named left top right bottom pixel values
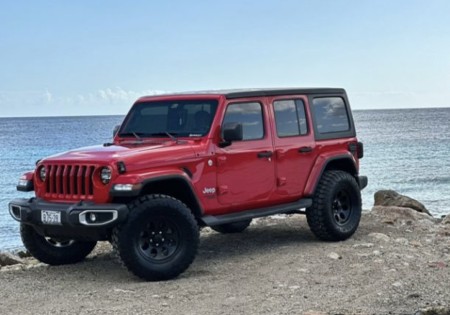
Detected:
left=222, top=88, right=345, bottom=99
left=138, top=88, right=346, bottom=101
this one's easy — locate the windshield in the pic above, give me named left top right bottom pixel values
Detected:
left=119, top=99, right=218, bottom=138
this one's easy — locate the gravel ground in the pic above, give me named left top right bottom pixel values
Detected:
left=1, top=211, right=449, bottom=315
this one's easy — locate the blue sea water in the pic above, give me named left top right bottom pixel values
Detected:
left=0, top=109, right=449, bottom=251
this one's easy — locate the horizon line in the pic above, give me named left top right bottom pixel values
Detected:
left=0, top=105, right=449, bottom=119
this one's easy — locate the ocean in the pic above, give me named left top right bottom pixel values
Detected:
left=1, top=108, right=449, bottom=251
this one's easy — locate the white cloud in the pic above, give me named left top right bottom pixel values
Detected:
left=94, top=87, right=166, bottom=104
left=0, top=88, right=168, bottom=117
left=44, top=90, right=52, bottom=103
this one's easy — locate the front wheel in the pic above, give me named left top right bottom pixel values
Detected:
left=20, top=224, right=97, bottom=265
left=112, top=194, right=199, bottom=281
left=306, top=170, right=362, bottom=241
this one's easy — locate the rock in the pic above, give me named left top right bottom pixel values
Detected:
left=392, top=281, right=402, bottom=288
left=442, top=216, right=450, bottom=225
left=368, top=232, right=390, bottom=242
left=15, top=250, right=31, bottom=258
left=428, top=261, right=447, bottom=268
left=327, top=252, right=342, bottom=260
left=371, top=206, right=437, bottom=226
left=395, top=238, right=409, bottom=245
left=410, top=240, right=422, bottom=247
left=0, top=252, right=24, bottom=266
left=418, top=307, right=450, bottom=315
left=302, top=311, right=327, bottom=315
left=352, top=243, right=374, bottom=248
left=439, top=216, right=450, bottom=236
left=0, top=264, right=23, bottom=272
left=374, top=190, right=431, bottom=216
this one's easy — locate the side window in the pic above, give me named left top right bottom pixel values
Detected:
left=223, top=102, right=264, bottom=140
left=312, top=97, right=350, bottom=134
left=273, top=99, right=308, bottom=137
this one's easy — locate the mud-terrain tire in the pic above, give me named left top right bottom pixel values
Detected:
left=112, top=194, right=199, bottom=281
left=20, top=224, right=97, bottom=265
left=211, top=219, right=252, bottom=234
left=306, top=170, right=362, bottom=241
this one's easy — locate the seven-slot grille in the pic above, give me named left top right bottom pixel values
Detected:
left=44, top=164, right=96, bottom=198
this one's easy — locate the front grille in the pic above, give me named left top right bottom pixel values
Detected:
left=45, top=164, right=96, bottom=199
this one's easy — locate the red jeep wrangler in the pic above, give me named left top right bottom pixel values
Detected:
left=9, top=88, right=367, bottom=281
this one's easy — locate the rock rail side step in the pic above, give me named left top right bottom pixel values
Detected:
left=201, top=199, right=312, bottom=226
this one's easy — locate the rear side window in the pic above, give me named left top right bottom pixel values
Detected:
left=312, top=97, right=350, bottom=134
left=222, top=102, right=264, bottom=140
left=273, top=99, right=308, bottom=137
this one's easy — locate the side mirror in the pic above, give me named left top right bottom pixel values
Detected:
left=220, top=122, right=243, bottom=147
left=113, top=125, right=121, bottom=137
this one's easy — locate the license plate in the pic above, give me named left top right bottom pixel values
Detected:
left=41, top=210, right=61, bottom=225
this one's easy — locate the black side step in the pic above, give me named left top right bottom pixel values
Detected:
left=201, top=198, right=312, bottom=226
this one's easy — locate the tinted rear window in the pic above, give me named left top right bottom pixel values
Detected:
left=312, top=97, right=350, bottom=134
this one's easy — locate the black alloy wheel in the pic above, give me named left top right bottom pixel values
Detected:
left=138, top=216, right=180, bottom=262
left=332, top=190, right=352, bottom=226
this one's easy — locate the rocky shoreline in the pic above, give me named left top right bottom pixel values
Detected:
left=1, top=192, right=449, bottom=315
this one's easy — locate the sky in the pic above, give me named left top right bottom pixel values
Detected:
left=1, top=0, right=450, bottom=117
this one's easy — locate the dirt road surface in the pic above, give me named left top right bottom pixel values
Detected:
left=1, top=212, right=449, bottom=315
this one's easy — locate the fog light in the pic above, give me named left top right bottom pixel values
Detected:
left=90, top=213, right=97, bottom=222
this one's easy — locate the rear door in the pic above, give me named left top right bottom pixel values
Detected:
left=269, top=96, right=317, bottom=200
left=215, top=99, right=276, bottom=208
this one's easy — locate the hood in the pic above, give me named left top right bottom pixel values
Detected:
left=42, top=141, right=197, bottom=165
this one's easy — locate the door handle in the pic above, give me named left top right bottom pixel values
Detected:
left=298, top=146, right=313, bottom=153
left=257, top=151, right=273, bottom=158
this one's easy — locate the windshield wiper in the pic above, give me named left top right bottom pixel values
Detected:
left=118, top=132, right=144, bottom=140
left=146, top=132, right=182, bottom=143
left=165, top=132, right=177, bottom=142
left=132, top=132, right=142, bottom=141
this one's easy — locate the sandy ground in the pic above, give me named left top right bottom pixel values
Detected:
left=1, top=211, right=449, bottom=315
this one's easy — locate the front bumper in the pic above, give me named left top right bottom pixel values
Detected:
left=8, top=198, right=129, bottom=241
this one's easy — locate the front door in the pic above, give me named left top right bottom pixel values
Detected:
left=216, top=100, right=275, bottom=208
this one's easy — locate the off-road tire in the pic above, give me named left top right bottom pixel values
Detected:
left=20, top=224, right=97, bottom=265
left=306, top=170, right=362, bottom=241
left=210, top=219, right=252, bottom=234
left=112, top=194, right=199, bottom=281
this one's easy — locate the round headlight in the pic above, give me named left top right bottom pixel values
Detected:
left=100, top=167, right=112, bottom=184
left=39, top=166, right=46, bottom=182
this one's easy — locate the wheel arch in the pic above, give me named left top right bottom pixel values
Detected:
left=138, top=176, right=204, bottom=220
left=304, top=155, right=358, bottom=197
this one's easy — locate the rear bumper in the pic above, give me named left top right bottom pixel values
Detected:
left=8, top=198, right=128, bottom=241
left=358, top=176, right=368, bottom=190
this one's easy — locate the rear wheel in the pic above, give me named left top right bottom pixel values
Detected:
left=306, top=170, right=362, bottom=241
left=210, top=219, right=252, bottom=234
left=20, top=224, right=97, bottom=265
left=112, top=194, right=199, bottom=281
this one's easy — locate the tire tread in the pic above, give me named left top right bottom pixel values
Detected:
left=306, top=170, right=361, bottom=241
left=112, top=194, right=199, bottom=281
